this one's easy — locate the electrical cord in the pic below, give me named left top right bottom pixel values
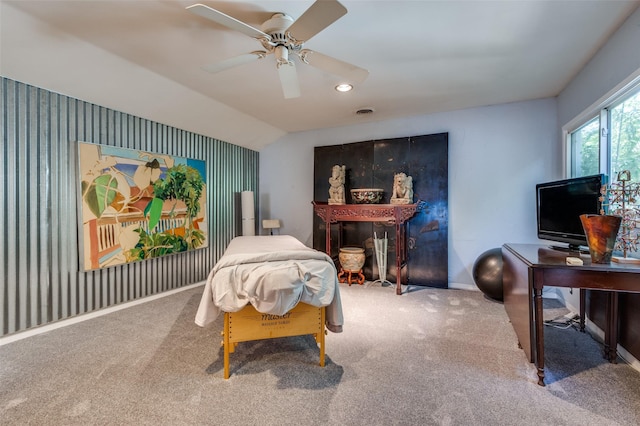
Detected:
left=544, top=314, right=581, bottom=330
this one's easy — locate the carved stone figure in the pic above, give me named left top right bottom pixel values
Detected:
left=390, top=172, right=413, bottom=204
left=328, top=165, right=346, bottom=205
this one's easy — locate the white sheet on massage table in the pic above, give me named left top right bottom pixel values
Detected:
left=195, top=235, right=343, bottom=331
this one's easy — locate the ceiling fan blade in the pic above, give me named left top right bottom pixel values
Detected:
left=301, top=50, right=369, bottom=84
left=286, top=0, right=347, bottom=43
left=277, top=61, right=301, bottom=99
left=202, top=52, right=266, bottom=74
left=186, top=4, right=269, bottom=39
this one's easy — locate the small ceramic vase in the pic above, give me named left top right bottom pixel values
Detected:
left=339, top=247, right=366, bottom=272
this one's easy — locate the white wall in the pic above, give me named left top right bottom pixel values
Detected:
left=558, top=8, right=640, bottom=129
left=556, top=7, right=640, bottom=310
left=260, top=98, right=558, bottom=288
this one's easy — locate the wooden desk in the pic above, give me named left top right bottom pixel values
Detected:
left=502, top=243, right=640, bottom=386
left=312, top=202, right=417, bottom=295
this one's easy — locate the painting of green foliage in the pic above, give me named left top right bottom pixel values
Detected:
left=78, top=142, right=207, bottom=270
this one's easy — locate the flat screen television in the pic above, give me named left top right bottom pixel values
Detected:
left=536, top=174, right=606, bottom=252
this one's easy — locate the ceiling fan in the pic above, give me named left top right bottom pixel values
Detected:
left=186, top=0, right=369, bottom=99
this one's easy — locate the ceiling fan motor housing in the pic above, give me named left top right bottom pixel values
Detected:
left=262, top=13, right=294, bottom=44
left=260, top=13, right=301, bottom=63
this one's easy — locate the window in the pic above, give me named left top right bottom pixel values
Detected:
left=569, top=86, right=640, bottom=181
left=570, top=117, right=599, bottom=177
left=568, top=85, right=640, bottom=259
left=609, top=90, right=640, bottom=180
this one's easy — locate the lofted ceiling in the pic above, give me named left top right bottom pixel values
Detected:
left=1, top=0, right=639, bottom=150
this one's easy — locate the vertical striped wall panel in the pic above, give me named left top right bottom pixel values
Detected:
left=0, top=77, right=259, bottom=336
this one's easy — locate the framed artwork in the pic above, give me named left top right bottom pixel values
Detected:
left=78, top=142, right=208, bottom=270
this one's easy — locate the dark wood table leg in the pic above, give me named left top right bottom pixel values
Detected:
left=611, top=292, right=619, bottom=363
left=579, top=288, right=586, bottom=332
left=395, top=221, right=402, bottom=295
left=604, top=292, right=619, bottom=363
left=604, top=291, right=612, bottom=360
left=534, top=286, right=545, bottom=386
left=325, top=220, right=331, bottom=257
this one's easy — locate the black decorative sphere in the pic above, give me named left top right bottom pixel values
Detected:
left=472, top=248, right=503, bottom=301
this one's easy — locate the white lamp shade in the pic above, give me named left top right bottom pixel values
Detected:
left=262, top=219, right=281, bottom=229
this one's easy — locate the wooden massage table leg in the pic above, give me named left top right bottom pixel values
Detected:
left=223, top=312, right=230, bottom=379
left=221, top=305, right=327, bottom=378
left=316, top=305, right=326, bottom=367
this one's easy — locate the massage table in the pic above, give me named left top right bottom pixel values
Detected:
left=195, top=235, right=343, bottom=378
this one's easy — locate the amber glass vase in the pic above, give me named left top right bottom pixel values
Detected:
left=580, top=214, right=622, bottom=264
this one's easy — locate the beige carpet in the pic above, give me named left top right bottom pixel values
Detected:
left=1, top=282, right=639, bottom=425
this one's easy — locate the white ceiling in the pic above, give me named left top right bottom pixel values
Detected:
left=1, top=0, right=639, bottom=150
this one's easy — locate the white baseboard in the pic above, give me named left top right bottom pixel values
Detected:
left=0, top=281, right=205, bottom=347
left=618, top=345, right=640, bottom=373
left=448, top=282, right=478, bottom=291
left=448, top=282, right=558, bottom=299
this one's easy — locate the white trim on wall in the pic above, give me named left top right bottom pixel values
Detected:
left=0, top=282, right=205, bottom=347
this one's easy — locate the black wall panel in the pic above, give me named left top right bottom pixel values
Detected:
left=313, top=133, right=448, bottom=287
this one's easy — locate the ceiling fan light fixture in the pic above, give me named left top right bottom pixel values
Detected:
left=335, top=83, right=353, bottom=92
left=274, top=45, right=290, bottom=66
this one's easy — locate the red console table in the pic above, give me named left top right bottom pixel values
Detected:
left=312, top=201, right=418, bottom=295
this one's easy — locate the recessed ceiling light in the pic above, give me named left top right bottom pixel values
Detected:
left=335, top=83, right=353, bottom=92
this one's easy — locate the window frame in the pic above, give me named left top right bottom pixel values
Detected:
left=563, top=72, right=640, bottom=180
